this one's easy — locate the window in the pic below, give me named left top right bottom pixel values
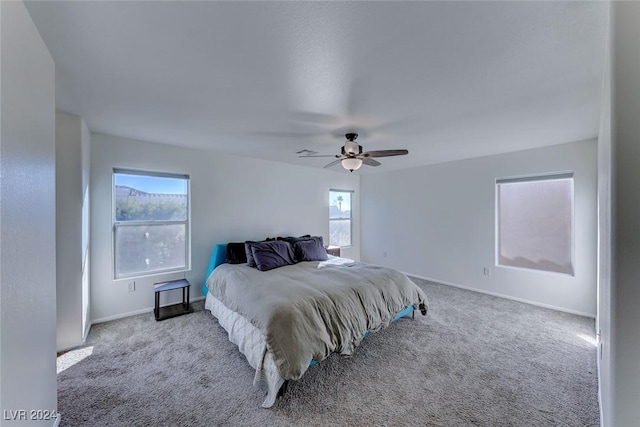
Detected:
left=114, top=169, right=190, bottom=279
left=329, top=190, right=352, bottom=247
left=496, top=173, right=574, bottom=275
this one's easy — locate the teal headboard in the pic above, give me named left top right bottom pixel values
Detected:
left=202, top=243, right=227, bottom=296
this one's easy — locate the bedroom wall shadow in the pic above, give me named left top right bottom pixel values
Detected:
left=89, top=133, right=360, bottom=322
left=56, top=111, right=91, bottom=352
left=361, top=139, right=597, bottom=317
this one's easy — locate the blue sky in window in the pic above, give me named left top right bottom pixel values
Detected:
left=330, top=191, right=351, bottom=211
left=115, top=174, right=187, bottom=195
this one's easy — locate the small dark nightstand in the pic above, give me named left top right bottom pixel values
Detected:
left=153, top=278, right=194, bottom=321
left=326, top=246, right=341, bottom=257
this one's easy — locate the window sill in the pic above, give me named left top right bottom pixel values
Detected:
left=114, top=268, right=191, bottom=282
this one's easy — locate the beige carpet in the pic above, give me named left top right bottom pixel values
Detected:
left=57, top=278, right=599, bottom=426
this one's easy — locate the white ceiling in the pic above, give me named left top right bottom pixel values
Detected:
left=25, top=1, right=608, bottom=173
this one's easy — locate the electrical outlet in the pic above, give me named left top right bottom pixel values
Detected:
left=483, top=267, right=491, bottom=276
left=127, top=281, right=135, bottom=292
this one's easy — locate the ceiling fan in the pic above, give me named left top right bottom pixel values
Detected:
left=299, top=133, right=409, bottom=172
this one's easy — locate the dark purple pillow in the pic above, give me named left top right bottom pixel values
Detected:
left=277, top=235, right=311, bottom=244
left=250, top=241, right=296, bottom=271
left=245, top=238, right=276, bottom=267
left=245, top=241, right=258, bottom=267
left=226, top=242, right=247, bottom=264
left=293, top=237, right=328, bottom=262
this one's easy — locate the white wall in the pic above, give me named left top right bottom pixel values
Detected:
left=596, top=3, right=613, bottom=426
left=90, top=133, right=360, bottom=322
left=0, top=1, right=58, bottom=424
left=81, top=115, right=91, bottom=340
left=361, top=140, right=597, bottom=317
left=56, top=111, right=91, bottom=351
left=611, top=3, right=640, bottom=425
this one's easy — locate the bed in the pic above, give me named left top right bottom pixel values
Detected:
left=203, top=242, right=429, bottom=407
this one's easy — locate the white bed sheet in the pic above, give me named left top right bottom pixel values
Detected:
left=317, top=254, right=356, bottom=268
left=205, top=293, right=284, bottom=408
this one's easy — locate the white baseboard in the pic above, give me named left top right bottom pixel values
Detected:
left=404, top=272, right=596, bottom=319
left=91, top=296, right=205, bottom=325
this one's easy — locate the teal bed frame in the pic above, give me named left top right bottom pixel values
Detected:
left=202, top=243, right=228, bottom=296
left=202, top=243, right=415, bottom=369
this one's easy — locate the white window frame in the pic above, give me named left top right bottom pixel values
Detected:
left=495, top=172, right=575, bottom=276
left=113, top=168, right=191, bottom=280
left=329, top=189, right=353, bottom=248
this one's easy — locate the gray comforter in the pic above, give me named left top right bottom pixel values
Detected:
left=206, top=260, right=428, bottom=380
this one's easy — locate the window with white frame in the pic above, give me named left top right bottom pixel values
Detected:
left=329, top=190, right=352, bottom=247
left=496, top=173, right=574, bottom=275
left=114, top=169, right=190, bottom=279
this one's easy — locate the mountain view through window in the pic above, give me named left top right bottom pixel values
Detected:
left=114, top=171, right=190, bottom=278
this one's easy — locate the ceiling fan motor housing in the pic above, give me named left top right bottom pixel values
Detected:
left=343, top=133, right=362, bottom=156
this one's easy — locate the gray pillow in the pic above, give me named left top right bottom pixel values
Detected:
left=251, top=240, right=296, bottom=271
left=293, top=237, right=328, bottom=262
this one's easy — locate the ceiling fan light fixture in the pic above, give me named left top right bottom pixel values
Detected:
left=342, top=158, right=363, bottom=172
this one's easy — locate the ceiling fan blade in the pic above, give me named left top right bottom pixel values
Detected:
left=362, top=157, right=381, bottom=167
left=323, top=159, right=343, bottom=169
left=363, top=149, right=409, bottom=158
left=299, top=154, right=340, bottom=158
